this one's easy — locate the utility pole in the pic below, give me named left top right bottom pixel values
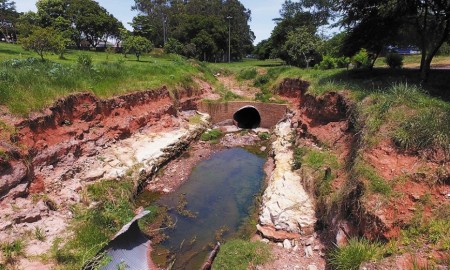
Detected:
left=226, top=16, right=232, bottom=63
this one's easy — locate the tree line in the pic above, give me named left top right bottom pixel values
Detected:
left=0, top=0, right=254, bottom=62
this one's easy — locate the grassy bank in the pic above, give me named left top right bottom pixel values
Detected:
left=0, top=43, right=214, bottom=115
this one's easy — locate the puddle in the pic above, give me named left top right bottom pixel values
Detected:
left=143, top=147, right=266, bottom=269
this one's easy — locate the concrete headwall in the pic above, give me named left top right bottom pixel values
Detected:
left=198, top=101, right=288, bottom=128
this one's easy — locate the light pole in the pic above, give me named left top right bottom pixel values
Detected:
left=226, top=16, right=232, bottom=63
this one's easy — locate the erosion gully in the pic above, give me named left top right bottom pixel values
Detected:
left=137, top=144, right=267, bottom=269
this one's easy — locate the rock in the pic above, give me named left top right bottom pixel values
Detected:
left=0, top=162, right=28, bottom=197
left=313, top=245, right=320, bottom=251
left=304, top=245, right=314, bottom=258
left=14, top=208, right=42, bottom=224
left=277, top=242, right=283, bottom=247
left=307, top=265, right=318, bottom=270
left=256, top=224, right=300, bottom=241
left=283, top=239, right=292, bottom=250
left=259, top=120, right=316, bottom=234
left=83, top=168, right=105, bottom=182
left=260, top=238, right=270, bottom=244
left=0, top=221, right=12, bottom=230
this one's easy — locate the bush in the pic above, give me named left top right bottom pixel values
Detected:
left=329, top=238, right=383, bottom=270
left=336, top=56, right=351, bottom=68
left=254, top=74, right=270, bottom=87
left=352, top=49, right=370, bottom=68
left=77, top=54, right=93, bottom=69
left=385, top=53, right=403, bottom=69
left=213, top=239, right=271, bottom=270
left=318, top=55, right=337, bottom=70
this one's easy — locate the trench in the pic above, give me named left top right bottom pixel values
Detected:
left=140, top=147, right=266, bottom=269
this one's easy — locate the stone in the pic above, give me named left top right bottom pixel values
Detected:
left=14, top=208, right=42, bottom=224
left=83, top=168, right=105, bottom=182
left=259, top=120, right=316, bottom=234
left=0, top=162, right=27, bottom=197
left=313, top=245, right=320, bottom=251
left=0, top=221, right=12, bottom=230
left=283, top=239, right=292, bottom=250
left=277, top=242, right=283, bottom=247
left=307, top=265, right=318, bottom=270
left=305, top=235, right=315, bottom=246
left=261, top=238, right=270, bottom=244
left=304, top=245, right=313, bottom=258
left=256, top=224, right=300, bottom=241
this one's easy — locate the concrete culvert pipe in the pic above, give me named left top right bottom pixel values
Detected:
left=233, top=106, right=261, bottom=129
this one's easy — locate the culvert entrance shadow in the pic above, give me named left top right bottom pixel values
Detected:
left=233, top=106, right=261, bottom=129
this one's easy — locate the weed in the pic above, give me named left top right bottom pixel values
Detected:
left=1, top=239, right=25, bottom=264
left=258, top=132, right=270, bottom=140
left=188, top=114, right=202, bottom=124
left=200, top=129, right=223, bottom=142
left=213, top=239, right=271, bottom=270
left=328, top=238, right=383, bottom=270
left=254, top=74, right=270, bottom=87
left=34, top=226, right=46, bottom=241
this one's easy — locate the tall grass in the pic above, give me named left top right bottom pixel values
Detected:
left=0, top=44, right=210, bottom=115
left=329, top=238, right=383, bottom=270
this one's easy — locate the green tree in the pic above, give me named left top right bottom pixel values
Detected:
left=0, top=0, right=18, bottom=42
left=122, top=35, right=154, bottom=61
left=283, top=26, right=322, bottom=68
left=20, top=27, right=70, bottom=60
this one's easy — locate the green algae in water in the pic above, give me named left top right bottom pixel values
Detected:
left=150, top=147, right=266, bottom=269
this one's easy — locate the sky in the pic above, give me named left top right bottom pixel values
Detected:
left=15, top=0, right=286, bottom=44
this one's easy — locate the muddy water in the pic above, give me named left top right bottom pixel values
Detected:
left=153, top=147, right=266, bottom=269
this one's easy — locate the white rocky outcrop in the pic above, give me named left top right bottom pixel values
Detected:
left=259, top=119, right=316, bottom=235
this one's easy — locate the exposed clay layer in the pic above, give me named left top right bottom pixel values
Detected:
left=0, top=87, right=201, bottom=199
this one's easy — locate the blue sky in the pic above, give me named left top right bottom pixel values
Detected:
left=15, top=0, right=286, bottom=44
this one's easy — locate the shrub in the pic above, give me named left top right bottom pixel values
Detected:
left=77, top=54, right=93, bottom=69
left=352, top=48, right=370, bottom=68
left=336, top=56, right=351, bottom=68
left=385, top=53, right=404, bottom=69
left=329, top=238, right=383, bottom=270
left=253, top=74, right=270, bottom=87
left=213, top=239, right=271, bottom=270
left=318, top=55, right=337, bottom=70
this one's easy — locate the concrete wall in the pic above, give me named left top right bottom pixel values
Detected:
left=198, top=101, right=288, bottom=128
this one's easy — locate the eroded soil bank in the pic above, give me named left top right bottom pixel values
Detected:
left=0, top=74, right=448, bottom=270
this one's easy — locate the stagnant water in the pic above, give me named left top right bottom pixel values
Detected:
left=150, top=147, right=266, bottom=269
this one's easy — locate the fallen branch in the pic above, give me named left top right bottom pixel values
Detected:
left=200, top=242, right=221, bottom=270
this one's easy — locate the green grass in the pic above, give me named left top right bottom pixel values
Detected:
left=353, top=158, right=392, bottom=196
left=293, top=146, right=340, bottom=197
left=0, top=43, right=212, bottom=115
left=236, top=67, right=257, bottom=81
left=329, top=238, right=383, bottom=270
left=400, top=205, right=450, bottom=253
left=52, top=179, right=137, bottom=269
left=212, top=239, right=271, bottom=270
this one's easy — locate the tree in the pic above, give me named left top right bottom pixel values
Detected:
left=20, top=27, right=70, bottom=60
left=283, top=26, right=322, bottom=68
left=337, top=0, right=450, bottom=81
left=122, top=36, right=153, bottom=61
left=268, top=0, right=334, bottom=64
left=132, top=0, right=170, bottom=47
left=0, top=0, right=18, bottom=42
